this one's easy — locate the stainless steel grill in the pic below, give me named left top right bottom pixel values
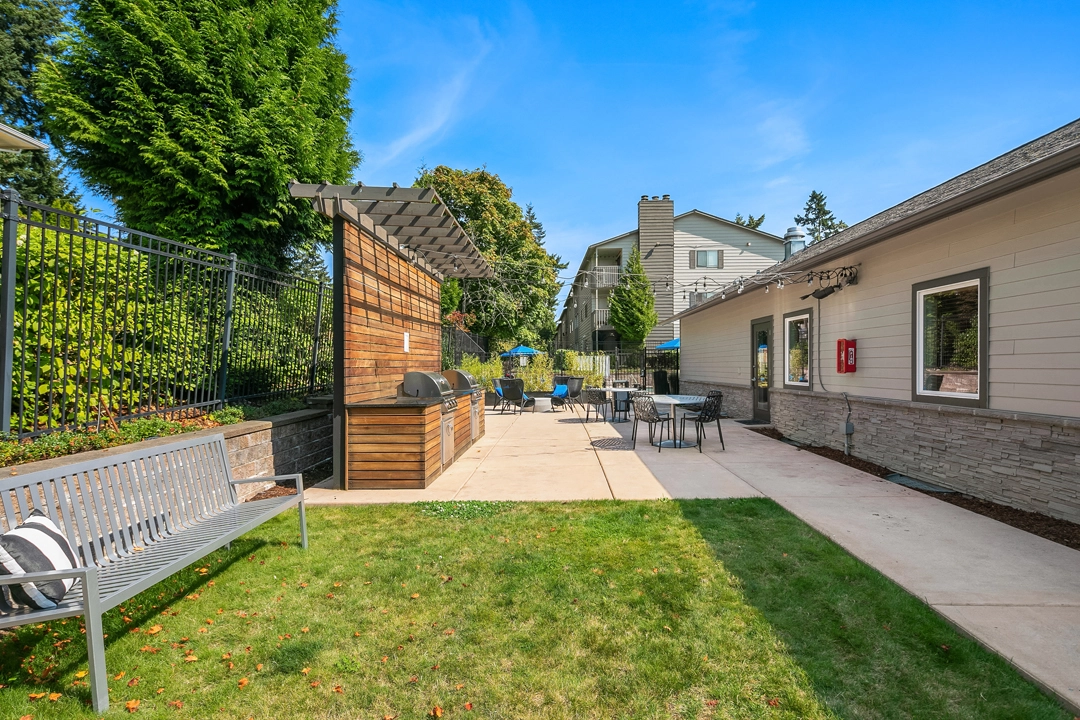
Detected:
left=444, top=369, right=482, bottom=441
left=401, top=371, right=457, bottom=413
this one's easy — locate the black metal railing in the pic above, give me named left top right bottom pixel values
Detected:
left=0, top=190, right=332, bottom=438
left=441, top=327, right=489, bottom=368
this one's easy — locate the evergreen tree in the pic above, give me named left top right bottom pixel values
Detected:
left=0, top=0, right=80, bottom=204
left=733, top=212, right=765, bottom=230
left=608, top=246, right=657, bottom=349
left=37, top=0, right=359, bottom=268
left=794, top=190, right=848, bottom=244
left=415, top=166, right=564, bottom=348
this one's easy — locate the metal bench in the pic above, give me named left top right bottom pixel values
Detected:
left=0, top=433, right=307, bottom=712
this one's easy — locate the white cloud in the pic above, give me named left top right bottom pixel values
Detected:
left=754, top=105, right=809, bottom=169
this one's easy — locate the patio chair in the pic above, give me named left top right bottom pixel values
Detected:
left=583, top=388, right=613, bottom=422
left=565, top=377, right=584, bottom=409
left=617, top=389, right=645, bottom=421
left=499, top=378, right=535, bottom=414
left=683, top=389, right=721, bottom=413
left=550, top=381, right=571, bottom=412
left=680, top=392, right=725, bottom=452
left=631, top=394, right=672, bottom=452
left=491, top=377, right=507, bottom=411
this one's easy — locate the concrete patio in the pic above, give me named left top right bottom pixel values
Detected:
left=306, top=401, right=1080, bottom=713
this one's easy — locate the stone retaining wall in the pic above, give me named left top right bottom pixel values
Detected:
left=680, top=380, right=753, bottom=420
left=770, top=389, right=1080, bottom=524
left=2, top=408, right=333, bottom=502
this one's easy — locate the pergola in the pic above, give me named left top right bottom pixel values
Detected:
left=287, top=181, right=493, bottom=279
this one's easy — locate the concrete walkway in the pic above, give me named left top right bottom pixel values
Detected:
left=306, top=403, right=1080, bottom=712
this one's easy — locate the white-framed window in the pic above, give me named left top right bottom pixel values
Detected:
left=913, top=269, right=987, bottom=406
left=688, top=291, right=714, bottom=307
left=783, top=311, right=811, bottom=388
left=692, top=249, right=723, bottom=268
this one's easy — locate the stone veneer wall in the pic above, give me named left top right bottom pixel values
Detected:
left=770, top=388, right=1080, bottom=524
left=680, top=380, right=753, bottom=420
left=2, top=408, right=333, bottom=502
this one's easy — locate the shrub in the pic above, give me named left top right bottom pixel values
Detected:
left=516, top=354, right=554, bottom=393
left=459, top=354, right=504, bottom=392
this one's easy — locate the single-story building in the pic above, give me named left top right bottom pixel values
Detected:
left=671, top=118, right=1080, bottom=523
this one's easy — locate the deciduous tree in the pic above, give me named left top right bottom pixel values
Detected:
left=608, top=247, right=657, bottom=349
left=37, top=0, right=358, bottom=268
left=415, top=166, right=564, bottom=348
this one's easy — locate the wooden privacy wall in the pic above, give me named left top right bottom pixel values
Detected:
left=340, top=220, right=441, bottom=402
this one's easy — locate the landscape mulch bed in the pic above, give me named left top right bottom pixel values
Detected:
left=747, top=426, right=1080, bottom=552
left=246, top=462, right=333, bottom=502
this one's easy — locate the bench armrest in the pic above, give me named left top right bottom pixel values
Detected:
left=0, top=566, right=95, bottom=586
left=230, top=473, right=302, bottom=486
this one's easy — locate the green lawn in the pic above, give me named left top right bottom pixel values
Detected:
left=0, top=500, right=1067, bottom=719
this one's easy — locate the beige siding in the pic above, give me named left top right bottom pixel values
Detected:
left=681, top=165, right=1080, bottom=418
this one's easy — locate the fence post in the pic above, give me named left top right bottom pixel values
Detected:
left=217, top=253, right=237, bottom=407
left=0, top=189, right=19, bottom=435
left=308, top=281, right=325, bottom=395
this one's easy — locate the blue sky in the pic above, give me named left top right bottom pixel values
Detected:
left=75, top=1, right=1080, bottom=300
left=336, top=0, right=1080, bottom=302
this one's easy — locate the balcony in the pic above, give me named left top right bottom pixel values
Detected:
left=593, top=266, right=621, bottom=288
left=595, top=307, right=611, bottom=328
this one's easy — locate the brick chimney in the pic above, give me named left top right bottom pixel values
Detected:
left=637, top=194, right=675, bottom=345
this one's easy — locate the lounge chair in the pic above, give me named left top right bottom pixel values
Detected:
left=499, top=378, right=535, bottom=414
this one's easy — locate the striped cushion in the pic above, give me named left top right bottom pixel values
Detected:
left=0, top=509, right=79, bottom=612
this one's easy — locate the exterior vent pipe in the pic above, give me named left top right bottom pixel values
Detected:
left=783, top=226, right=806, bottom=260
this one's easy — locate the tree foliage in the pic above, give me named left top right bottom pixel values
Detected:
left=733, top=212, right=765, bottom=230
left=608, top=246, right=657, bottom=349
left=794, top=190, right=848, bottom=244
left=0, top=0, right=80, bottom=204
left=36, top=0, right=359, bottom=268
left=414, top=166, right=564, bottom=349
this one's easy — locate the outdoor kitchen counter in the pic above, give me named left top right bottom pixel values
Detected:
left=345, top=398, right=445, bottom=490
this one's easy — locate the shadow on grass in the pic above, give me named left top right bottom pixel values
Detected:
left=0, top=537, right=268, bottom=706
left=676, top=498, right=1070, bottom=720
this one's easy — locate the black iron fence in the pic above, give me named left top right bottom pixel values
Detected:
left=441, top=327, right=489, bottom=368
left=0, top=190, right=332, bottom=438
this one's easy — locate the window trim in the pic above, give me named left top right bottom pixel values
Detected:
left=694, top=249, right=723, bottom=268
left=910, top=267, right=989, bottom=409
left=782, top=308, right=813, bottom=390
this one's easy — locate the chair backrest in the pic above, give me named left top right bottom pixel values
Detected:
left=501, top=378, right=525, bottom=402
left=633, top=395, right=663, bottom=423
left=553, top=375, right=569, bottom=389
left=0, top=434, right=235, bottom=569
left=584, top=389, right=607, bottom=405
left=492, top=377, right=503, bottom=393
left=566, top=377, right=584, bottom=398
left=698, top=392, right=724, bottom=422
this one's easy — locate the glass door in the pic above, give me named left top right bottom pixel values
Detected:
left=751, top=318, right=772, bottom=422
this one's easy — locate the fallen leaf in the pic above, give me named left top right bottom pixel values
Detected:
left=125, top=698, right=141, bottom=712
left=186, top=594, right=199, bottom=601
left=145, top=625, right=163, bottom=636
left=132, top=546, right=144, bottom=552
left=383, top=716, right=396, bottom=720
left=409, top=676, right=418, bottom=683
left=431, top=706, right=444, bottom=718
left=381, top=656, right=388, bottom=663
left=444, top=629, right=455, bottom=636
left=48, top=693, right=62, bottom=702
left=222, top=653, right=232, bottom=659
left=455, top=684, right=465, bottom=690
left=301, top=668, right=311, bottom=675
left=333, top=685, right=344, bottom=694
left=333, top=582, right=342, bottom=587
left=431, top=664, right=440, bottom=670
left=705, top=699, right=719, bottom=707
left=767, top=698, right=780, bottom=707
left=326, top=593, right=334, bottom=599
left=156, top=688, right=164, bottom=694
left=464, top=702, right=473, bottom=710
left=238, top=678, right=249, bottom=688
left=410, top=593, right=420, bottom=600
left=205, top=619, right=213, bottom=625
left=354, top=632, right=360, bottom=637
left=74, top=670, right=88, bottom=679
left=184, top=656, right=198, bottom=663
left=139, top=645, right=158, bottom=654
left=18, top=715, right=31, bottom=720
left=127, top=677, right=139, bottom=687
left=198, top=628, right=208, bottom=633
left=941, top=644, right=951, bottom=652
left=168, top=700, right=183, bottom=709
left=299, top=582, right=308, bottom=588
left=301, top=627, right=309, bottom=633
left=256, top=664, right=263, bottom=671
left=663, top=625, right=672, bottom=632
left=310, top=681, right=320, bottom=688
left=28, top=692, right=46, bottom=700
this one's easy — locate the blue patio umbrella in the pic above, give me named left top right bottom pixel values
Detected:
left=655, top=338, right=680, bottom=350
left=500, top=344, right=544, bottom=357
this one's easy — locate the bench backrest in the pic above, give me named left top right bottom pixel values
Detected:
left=0, top=434, right=236, bottom=568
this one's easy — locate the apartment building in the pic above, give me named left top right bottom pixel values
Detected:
left=555, top=195, right=785, bottom=350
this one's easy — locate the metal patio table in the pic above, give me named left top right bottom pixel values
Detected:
left=649, top=394, right=706, bottom=447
